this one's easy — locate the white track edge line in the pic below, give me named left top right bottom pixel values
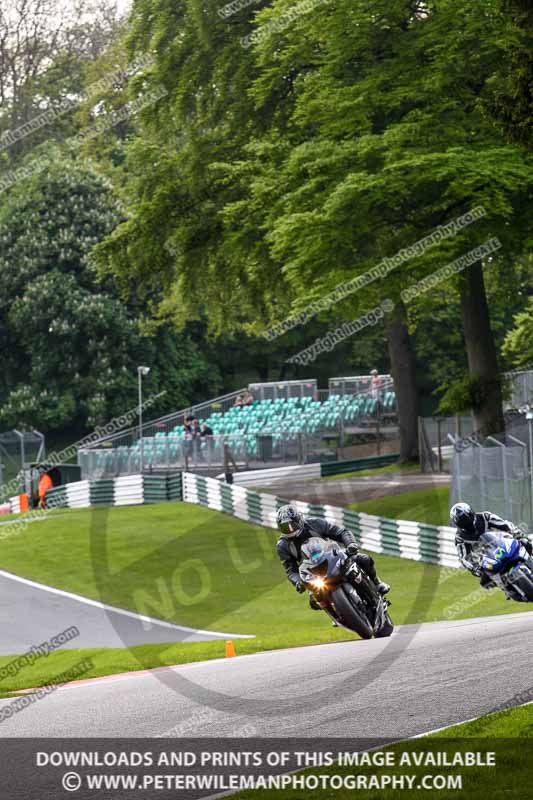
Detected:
left=411, top=698, right=533, bottom=738
left=0, top=568, right=253, bottom=639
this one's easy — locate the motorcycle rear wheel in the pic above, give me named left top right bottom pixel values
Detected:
left=331, top=586, right=373, bottom=639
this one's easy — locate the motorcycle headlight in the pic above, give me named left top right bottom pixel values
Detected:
left=312, top=577, right=326, bottom=590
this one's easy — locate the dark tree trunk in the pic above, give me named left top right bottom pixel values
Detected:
left=459, top=262, right=504, bottom=436
left=256, top=361, right=269, bottom=382
left=385, top=300, right=420, bottom=462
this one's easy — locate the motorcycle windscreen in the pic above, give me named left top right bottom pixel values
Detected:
left=302, top=538, right=327, bottom=563
left=481, top=533, right=521, bottom=573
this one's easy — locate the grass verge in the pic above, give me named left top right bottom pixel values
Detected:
left=350, top=485, right=451, bottom=526
left=324, top=462, right=420, bottom=481
left=229, top=705, right=532, bottom=800
left=0, top=501, right=530, bottom=693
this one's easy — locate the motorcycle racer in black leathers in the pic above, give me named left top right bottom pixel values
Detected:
left=450, top=502, right=532, bottom=588
left=276, top=503, right=390, bottom=608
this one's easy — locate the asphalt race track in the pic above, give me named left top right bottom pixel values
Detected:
left=0, top=569, right=250, bottom=655
left=0, top=611, right=531, bottom=738
left=253, top=472, right=451, bottom=506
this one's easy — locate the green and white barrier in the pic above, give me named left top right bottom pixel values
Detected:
left=225, top=453, right=402, bottom=486
left=9, top=469, right=457, bottom=569
left=8, top=495, right=21, bottom=514
left=43, top=473, right=182, bottom=510
left=182, top=472, right=460, bottom=569
left=226, top=463, right=321, bottom=487
left=115, top=475, right=144, bottom=506
left=66, top=480, right=90, bottom=508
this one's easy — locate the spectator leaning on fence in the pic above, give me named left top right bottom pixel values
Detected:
left=191, top=419, right=203, bottom=460
left=183, top=416, right=194, bottom=459
left=184, top=415, right=194, bottom=434
left=192, top=419, right=202, bottom=436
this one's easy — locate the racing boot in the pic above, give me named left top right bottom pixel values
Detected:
left=355, top=553, right=390, bottom=595
left=374, top=577, right=390, bottom=595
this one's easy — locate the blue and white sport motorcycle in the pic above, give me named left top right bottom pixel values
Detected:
left=478, top=531, right=533, bottom=602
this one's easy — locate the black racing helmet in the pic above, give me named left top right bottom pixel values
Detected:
left=450, top=502, right=475, bottom=530
left=276, top=503, right=304, bottom=538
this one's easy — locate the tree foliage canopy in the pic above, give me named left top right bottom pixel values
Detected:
left=0, top=149, right=217, bottom=431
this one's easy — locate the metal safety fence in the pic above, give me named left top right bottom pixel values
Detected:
left=0, top=430, right=45, bottom=501
left=419, top=415, right=474, bottom=474
left=504, top=369, right=533, bottom=411
left=79, top=379, right=397, bottom=455
left=450, top=422, right=533, bottom=532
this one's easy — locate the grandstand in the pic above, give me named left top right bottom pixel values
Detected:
left=78, top=377, right=397, bottom=479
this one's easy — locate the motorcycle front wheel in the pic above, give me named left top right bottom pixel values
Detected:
left=375, top=610, right=394, bottom=638
left=508, top=564, right=533, bottom=601
left=331, top=586, right=373, bottom=639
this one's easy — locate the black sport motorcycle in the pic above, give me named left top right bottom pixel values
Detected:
left=299, top=537, right=393, bottom=640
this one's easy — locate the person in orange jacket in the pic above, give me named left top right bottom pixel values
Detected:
left=38, top=467, right=53, bottom=509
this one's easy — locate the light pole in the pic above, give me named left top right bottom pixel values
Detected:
left=137, top=366, right=150, bottom=473
left=518, top=404, right=533, bottom=530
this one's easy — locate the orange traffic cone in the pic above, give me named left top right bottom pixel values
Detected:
left=225, top=640, right=236, bottom=658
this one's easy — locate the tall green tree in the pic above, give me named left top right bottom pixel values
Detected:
left=0, top=1, right=122, bottom=163
left=95, top=0, right=533, bottom=456
left=221, top=0, right=532, bottom=444
left=0, top=147, right=218, bottom=433
left=503, top=255, right=533, bottom=366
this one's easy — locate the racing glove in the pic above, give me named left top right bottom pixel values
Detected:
left=517, top=533, right=533, bottom=555
left=345, top=543, right=359, bottom=556
left=295, top=580, right=305, bottom=594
